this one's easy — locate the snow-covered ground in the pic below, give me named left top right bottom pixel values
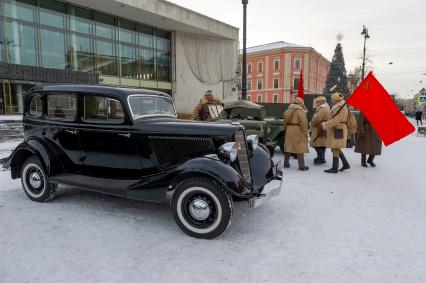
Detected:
left=0, top=126, right=425, bottom=283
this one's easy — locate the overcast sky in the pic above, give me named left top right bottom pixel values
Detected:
left=170, top=0, right=426, bottom=98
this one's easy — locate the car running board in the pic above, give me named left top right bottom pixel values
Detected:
left=50, top=173, right=136, bottom=197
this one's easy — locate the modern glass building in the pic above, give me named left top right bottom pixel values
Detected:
left=0, top=0, right=171, bottom=114
left=0, top=0, right=239, bottom=115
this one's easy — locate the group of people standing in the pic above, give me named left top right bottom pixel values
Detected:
left=283, top=92, right=382, bottom=173
left=190, top=89, right=383, bottom=173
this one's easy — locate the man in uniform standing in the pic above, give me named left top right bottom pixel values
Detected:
left=310, top=96, right=330, bottom=165
left=191, top=89, right=223, bottom=121
left=283, top=97, right=309, bottom=171
left=355, top=112, right=382, bottom=167
left=320, top=92, right=350, bottom=173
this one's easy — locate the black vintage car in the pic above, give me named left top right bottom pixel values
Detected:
left=2, top=85, right=282, bottom=239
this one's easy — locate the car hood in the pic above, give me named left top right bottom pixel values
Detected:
left=132, top=117, right=243, bottom=138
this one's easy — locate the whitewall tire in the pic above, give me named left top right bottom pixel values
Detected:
left=21, top=157, right=56, bottom=202
left=171, top=177, right=233, bottom=239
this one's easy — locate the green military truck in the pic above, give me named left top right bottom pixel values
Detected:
left=214, top=100, right=285, bottom=156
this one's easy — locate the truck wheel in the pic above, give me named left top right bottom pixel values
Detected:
left=21, top=156, right=56, bottom=202
left=171, top=177, right=233, bottom=239
left=278, top=136, right=285, bottom=154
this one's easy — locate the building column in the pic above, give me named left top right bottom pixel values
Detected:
left=16, top=85, right=24, bottom=113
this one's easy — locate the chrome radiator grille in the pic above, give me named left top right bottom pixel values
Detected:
left=149, top=136, right=215, bottom=165
left=234, top=130, right=251, bottom=181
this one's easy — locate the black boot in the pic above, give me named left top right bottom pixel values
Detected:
left=313, top=148, right=321, bottom=165
left=297, top=154, right=309, bottom=171
left=284, top=153, right=291, bottom=168
left=339, top=152, right=350, bottom=171
left=361, top=154, right=368, bottom=167
left=324, top=157, right=339, bottom=173
left=319, top=147, right=327, bottom=164
left=367, top=155, right=376, bottom=167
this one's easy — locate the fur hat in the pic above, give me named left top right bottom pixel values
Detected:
left=331, top=92, right=344, bottom=101
left=205, top=89, right=213, bottom=95
left=315, top=96, right=327, bottom=103
left=294, top=97, right=305, bottom=106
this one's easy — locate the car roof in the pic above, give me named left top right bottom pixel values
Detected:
left=224, top=100, right=264, bottom=110
left=29, top=84, right=170, bottom=98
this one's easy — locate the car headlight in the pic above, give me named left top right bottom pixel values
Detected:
left=247, top=135, right=259, bottom=151
left=219, top=142, right=238, bottom=162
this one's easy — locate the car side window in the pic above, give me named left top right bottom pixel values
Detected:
left=83, top=96, right=124, bottom=124
left=29, top=95, right=43, bottom=117
left=47, top=94, right=77, bottom=120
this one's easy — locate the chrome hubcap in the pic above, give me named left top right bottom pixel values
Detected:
left=189, top=198, right=210, bottom=221
left=29, top=171, right=42, bottom=189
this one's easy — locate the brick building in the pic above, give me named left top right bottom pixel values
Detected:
left=239, top=41, right=330, bottom=103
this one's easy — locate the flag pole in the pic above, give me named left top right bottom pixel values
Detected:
left=361, top=25, right=370, bottom=80
left=241, top=0, right=248, bottom=100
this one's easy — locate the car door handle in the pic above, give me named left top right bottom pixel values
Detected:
left=118, top=133, right=131, bottom=138
left=65, top=129, right=78, bottom=135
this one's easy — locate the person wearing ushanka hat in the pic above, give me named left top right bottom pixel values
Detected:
left=310, top=96, right=330, bottom=165
left=319, top=92, right=350, bottom=173
left=191, top=89, right=223, bottom=121
left=282, top=97, right=309, bottom=171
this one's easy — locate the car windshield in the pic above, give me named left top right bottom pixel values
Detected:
left=226, top=108, right=265, bottom=120
left=128, top=95, right=176, bottom=119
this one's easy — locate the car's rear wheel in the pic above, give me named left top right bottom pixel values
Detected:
left=21, top=157, right=56, bottom=202
left=171, top=177, right=233, bottom=239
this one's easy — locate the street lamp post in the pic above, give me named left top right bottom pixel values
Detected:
left=361, top=25, right=370, bottom=80
left=241, top=0, right=248, bottom=100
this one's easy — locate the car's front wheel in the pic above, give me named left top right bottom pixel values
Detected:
left=21, top=157, right=56, bottom=202
left=171, top=177, right=233, bottom=239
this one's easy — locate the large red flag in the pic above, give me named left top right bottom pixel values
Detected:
left=347, top=72, right=415, bottom=146
left=297, top=69, right=304, bottom=100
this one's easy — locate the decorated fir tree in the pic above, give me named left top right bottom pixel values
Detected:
left=325, top=35, right=350, bottom=97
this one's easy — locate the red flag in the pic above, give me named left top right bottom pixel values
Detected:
left=297, top=69, right=304, bottom=100
left=347, top=72, right=415, bottom=146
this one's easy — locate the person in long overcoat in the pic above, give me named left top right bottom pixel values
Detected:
left=191, top=89, right=223, bottom=121
left=319, top=92, right=350, bottom=173
left=310, top=96, right=331, bottom=165
left=355, top=112, right=382, bottom=167
left=283, top=97, right=309, bottom=171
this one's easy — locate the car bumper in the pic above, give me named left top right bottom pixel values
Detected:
left=248, top=169, right=283, bottom=208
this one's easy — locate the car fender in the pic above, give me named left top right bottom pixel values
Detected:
left=250, top=145, right=276, bottom=191
left=169, top=156, right=253, bottom=198
left=3, top=138, right=61, bottom=179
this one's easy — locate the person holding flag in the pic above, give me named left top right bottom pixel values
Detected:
left=355, top=113, right=382, bottom=167
left=346, top=72, right=415, bottom=147
left=319, top=92, right=351, bottom=173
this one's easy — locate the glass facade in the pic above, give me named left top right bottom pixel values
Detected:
left=0, top=0, right=172, bottom=82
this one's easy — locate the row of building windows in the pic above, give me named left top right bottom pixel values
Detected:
left=0, top=0, right=171, bottom=81
left=245, top=77, right=301, bottom=91
left=244, top=57, right=301, bottom=74
left=246, top=93, right=289, bottom=103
